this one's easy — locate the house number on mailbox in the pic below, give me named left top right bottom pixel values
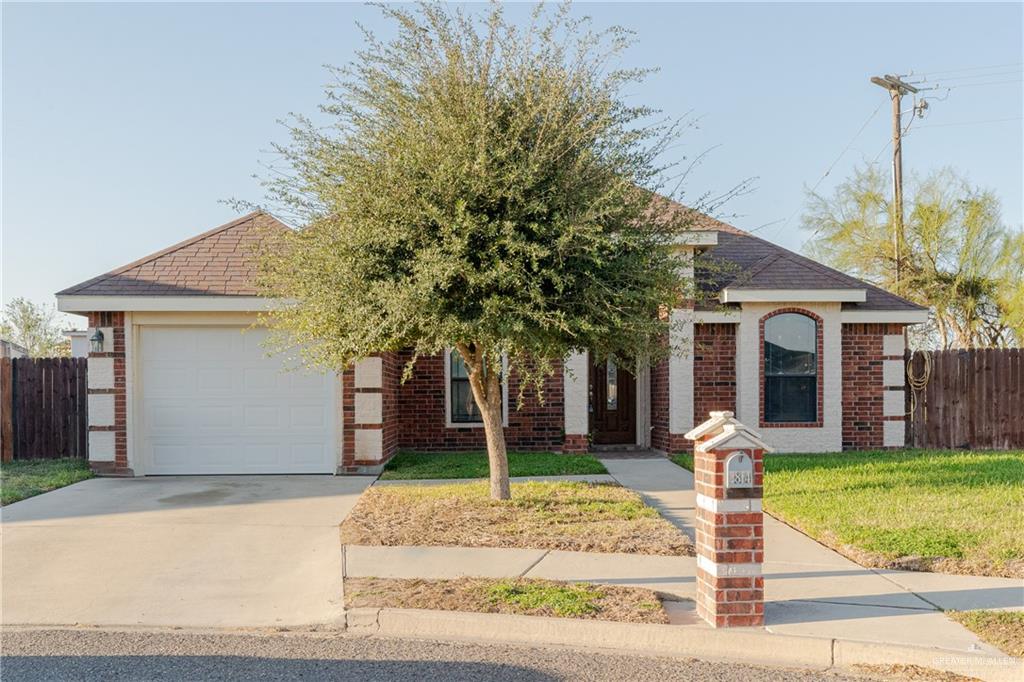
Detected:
left=725, top=451, right=754, bottom=488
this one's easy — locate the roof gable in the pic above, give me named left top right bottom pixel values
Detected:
left=57, top=212, right=290, bottom=297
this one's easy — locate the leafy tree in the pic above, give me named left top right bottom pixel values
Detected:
left=0, top=298, right=70, bottom=357
left=803, top=166, right=1023, bottom=349
left=252, top=3, right=712, bottom=499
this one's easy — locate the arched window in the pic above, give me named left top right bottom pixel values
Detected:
left=764, top=313, right=817, bottom=423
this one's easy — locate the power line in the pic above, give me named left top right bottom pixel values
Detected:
left=946, top=78, right=1023, bottom=90
left=753, top=103, right=883, bottom=237
left=912, top=68, right=1023, bottom=84
left=913, top=116, right=1023, bottom=130
left=909, top=61, right=1023, bottom=78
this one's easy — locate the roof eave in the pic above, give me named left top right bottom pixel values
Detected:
left=720, top=288, right=867, bottom=303
left=56, top=294, right=288, bottom=313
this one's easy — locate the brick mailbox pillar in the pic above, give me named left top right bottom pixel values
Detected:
left=684, top=410, right=773, bottom=628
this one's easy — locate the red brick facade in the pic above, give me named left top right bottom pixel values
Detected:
left=87, top=311, right=131, bottom=476
left=395, top=351, right=565, bottom=451
left=841, top=323, right=905, bottom=450
left=693, top=323, right=737, bottom=426
left=758, top=308, right=825, bottom=429
left=650, top=356, right=669, bottom=451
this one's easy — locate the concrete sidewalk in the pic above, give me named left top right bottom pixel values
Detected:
left=347, top=459, right=1023, bottom=655
left=600, top=457, right=1024, bottom=647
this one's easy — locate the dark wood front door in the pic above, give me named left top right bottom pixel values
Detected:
left=590, top=357, right=636, bottom=445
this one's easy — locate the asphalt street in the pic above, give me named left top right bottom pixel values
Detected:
left=0, top=628, right=874, bottom=681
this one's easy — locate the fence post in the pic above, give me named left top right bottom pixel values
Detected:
left=1, top=358, right=12, bottom=462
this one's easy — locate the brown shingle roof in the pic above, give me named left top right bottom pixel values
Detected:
left=58, top=203, right=924, bottom=314
left=57, top=211, right=290, bottom=297
left=689, top=214, right=926, bottom=313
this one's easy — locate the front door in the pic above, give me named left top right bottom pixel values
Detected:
left=590, top=357, right=636, bottom=445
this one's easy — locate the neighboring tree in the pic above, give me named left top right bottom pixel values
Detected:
left=0, top=297, right=70, bottom=357
left=252, top=3, right=713, bottom=499
left=803, top=166, right=1024, bottom=349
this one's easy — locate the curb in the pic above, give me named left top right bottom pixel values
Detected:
left=345, top=607, right=1023, bottom=682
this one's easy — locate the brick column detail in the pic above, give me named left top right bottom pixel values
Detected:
left=86, top=311, right=132, bottom=476
left=340, top=353, right=399, bottom=474
left=685, top=411, right=772, bottom=628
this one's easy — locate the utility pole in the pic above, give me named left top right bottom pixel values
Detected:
left=870, top=74, right=918, bottom=293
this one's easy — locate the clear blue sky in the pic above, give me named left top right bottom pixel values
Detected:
left=3, top=2, right=1021, bottom=321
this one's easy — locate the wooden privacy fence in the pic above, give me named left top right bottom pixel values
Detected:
left=906, top=348, right=1023, bottom=450
left=0, top=357, right=89, bottom=461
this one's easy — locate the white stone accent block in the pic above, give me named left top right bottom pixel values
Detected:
left=669, top=307, right=694, bottom=435
left=696, top=493, right=762, bottom=514
left=883, top=420, right=905, bottom=447
left=697, top=554, right=762, bottom=578
left=883, top=389, right=905, bottom=417
left=563, top=351, right=589, bottom=435
left=354, top=357, right=383, bottom=389
left=882, top=359, right=904, bottom=387
left=354, top=428, right=383, bottom=460
left=354, top=392, right=383, bottom=424
left=88, top=431, right=115, bottom=462
left=88, top=394, right=115, bottom=427
left=87, top=357, right=115, bottom=390
left=882, top=334, right=905, bottom=357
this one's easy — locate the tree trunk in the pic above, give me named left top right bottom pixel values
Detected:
left=480, top=368, right=510, bottom=500
left=459, top=343, right=511, bottom=500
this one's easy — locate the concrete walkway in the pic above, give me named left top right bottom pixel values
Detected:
left=600, top=457, right=1024, bottom=648
left=346, top=459, right=1023, bottom=654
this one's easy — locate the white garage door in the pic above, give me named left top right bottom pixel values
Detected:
left=140, top=327, right=336, bottom=475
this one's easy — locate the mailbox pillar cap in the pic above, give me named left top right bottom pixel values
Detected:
left=698, top=423, right=773, bottom=453
left=685, top=411, right=763, bottom=443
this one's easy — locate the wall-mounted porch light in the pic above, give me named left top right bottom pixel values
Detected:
left=89, top=329, right=105, bottom=353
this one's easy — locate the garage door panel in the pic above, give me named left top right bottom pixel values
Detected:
left=147, top=368, right=193, bottom=396
left=140, top=327, right=336, bottom=475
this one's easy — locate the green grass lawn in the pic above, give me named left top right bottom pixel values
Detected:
left=380, top=450, right=607, bottom=480
left=0, top=458, right=93, bottom=506
left=763, top=450, right=1023, bottom=577
left=670, top=449, right=1023, bottom=577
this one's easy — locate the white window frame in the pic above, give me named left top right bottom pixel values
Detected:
left=444, top=349, right=510, bottom=428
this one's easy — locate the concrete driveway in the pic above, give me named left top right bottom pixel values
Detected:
left=1, top=475, right=373, bottom=628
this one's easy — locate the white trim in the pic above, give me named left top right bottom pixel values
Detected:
left=635, top=360, right=651, bottom=448
left=124, top=312, right=136, bottom=473
left=563, top=351, right=589, bottom=436
left=668, top=308, right=694, bottom=435
left=670, top=231, right=719, bottom=247
left=695, top=494, right=762, bottom=514
left=841, top=309, right=928, bottom=324
left=722, top=288, right=866, bottom=303
left=443, top=349, right=509, bottom=429
left=700, top=307, right=926, bottom=325
left=693, top=310, right=741, bottom=323
left=696, top=554, right=762, bottom=578
left=58, top=295, right=280, bottom=313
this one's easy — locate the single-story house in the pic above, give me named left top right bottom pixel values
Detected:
left=57, top=209, right=927, bottom=476
left=64, top=329, right=90, bottom=358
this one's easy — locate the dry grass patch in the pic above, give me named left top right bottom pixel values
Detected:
left=948, top=610, right=1024, bottom=658
left=340, top=481, right=693, bottom=556
left=345, top=577, right=669, bottom=623
left=850, top=664, right=981, bottom=682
